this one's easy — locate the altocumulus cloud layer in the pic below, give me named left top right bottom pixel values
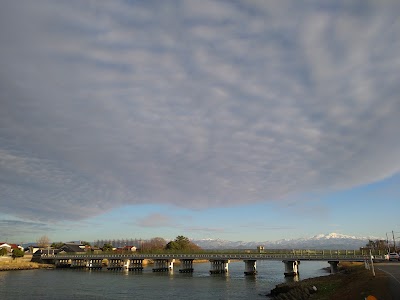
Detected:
left=1, top=0, right=400, bottom=222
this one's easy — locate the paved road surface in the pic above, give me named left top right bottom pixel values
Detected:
left=376, top=262, right=400, bottom=298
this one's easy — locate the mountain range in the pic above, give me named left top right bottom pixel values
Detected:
left=192, top=233, right=380, bottom=250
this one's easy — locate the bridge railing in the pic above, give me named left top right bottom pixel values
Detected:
left=40, top=248, right=383, bottom=257
left=41, top=251, right=372, bottom=261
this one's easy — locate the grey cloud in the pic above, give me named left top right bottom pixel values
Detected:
left=135, top=213, right=177, bottom=228
left=0, top=219, right=53, bottom=240
left=0, top=0, right=399, bottom=221
left=134, top=214, right=224, bottom=234
left=185, top=226, right=225, bottom=233
left=239, top=223, right=294, bottom=231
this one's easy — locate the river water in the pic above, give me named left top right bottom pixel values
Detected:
left=0, top=260, right=330, bottom=299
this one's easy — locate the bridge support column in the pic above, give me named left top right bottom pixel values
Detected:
left=179, top=259, right=194, bottom=273
left=128, top=259, right=143, bottom=271
left=328, top=261, right=339, bottom=274
left=210, top=260, right=229, bottom=274
left=87, top=259, right=103, bottom=269
left=123, top=259, right=130, bottom=270
left=71, top=259, right=86, bottom=269
left=55, top=259, right=71, bottom=268
left=152, top=259, right=174, bottom=272
left=283, top=260, right=299, bottom=277
left=244, top=260, right=257, bottom=275
left=107, top=259, right=123, bottom=270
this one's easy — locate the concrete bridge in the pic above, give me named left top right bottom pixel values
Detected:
left=41, top=249, right=381, bottom=276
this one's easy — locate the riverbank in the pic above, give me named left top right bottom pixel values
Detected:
left=268, top=262, right=390, bottom=299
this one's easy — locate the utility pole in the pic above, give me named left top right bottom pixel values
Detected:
left=386, top=232, right=390, bottom=252
left=393, top=231, right=397, bottom=252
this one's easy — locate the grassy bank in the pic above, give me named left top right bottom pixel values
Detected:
left=0, top=255, right=54, bottom=271
left=0, top=259, right=54, bottom=271
left=269, top=262, right=390, bottom=299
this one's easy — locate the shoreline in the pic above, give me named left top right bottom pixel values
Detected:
left=267, top=261, right=389, bottom=299
left=0, top=261, right=55, bottom=271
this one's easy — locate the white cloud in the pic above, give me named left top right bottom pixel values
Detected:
left=0, top=0, right=399, bottom=222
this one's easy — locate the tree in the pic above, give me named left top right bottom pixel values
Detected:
left=165, top=235, right=201, bottom=251
left=12, top=248, right=24, bottom=259
left=165, top=241, right=180, bottom=250
left=37, top=235, right=50, bottom=248
left=366, top=239, right=388, bottom=251
left=102, top=243, right=113, bottom=252
left=175, top=236, right=190, bottom=247
left=0, top=248, right=7, bottom=256
left=81, top=241, right=92, bottom=247
left=51, top=242, right=64, bottom=249
left=141, top=237, right=167, bottom=251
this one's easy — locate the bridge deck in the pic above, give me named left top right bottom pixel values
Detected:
left=41, top=252, right=378, bottom=262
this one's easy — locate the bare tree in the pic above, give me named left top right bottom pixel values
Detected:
left=37, top=235, right=50, bottom=248
left=141, top=237, right=167, bottom=251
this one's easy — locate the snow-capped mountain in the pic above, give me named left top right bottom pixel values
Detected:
left=192, top=233, right=378, bottom=250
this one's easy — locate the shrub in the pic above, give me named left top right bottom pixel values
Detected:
left=0, top=248, right=8, bottom=256
left=12, top=248, right=24, bottom=258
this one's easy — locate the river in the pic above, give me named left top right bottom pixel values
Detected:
left=0, top=260, right=330, bottom=299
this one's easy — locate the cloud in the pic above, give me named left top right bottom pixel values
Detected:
left=239, top=223, right=294, bottom=231
left=0, top=219, right=53, bottom=240
left=0, top=0, right=399, bottom=222
left=135, top=213, right=224, bottom=234
left=135, top=213, right=177, bottom=228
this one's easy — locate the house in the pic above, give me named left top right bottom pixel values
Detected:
left=31, top=248, right=61, bottom=262
left=0, top=243, right=11, bottom=250
left=59, top=243, right=86, bottom=253
left=26, top=245, right=41, bottom=254
left=90, top=246, right=103, bottom=254
left=115, top=246, right=137, bottom=253
left=0, top=243, right=12, bottom=255
left=0, top=242, right=24, bottom=254
left=124, top=246, right=137, bottom=252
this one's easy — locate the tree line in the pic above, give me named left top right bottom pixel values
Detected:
left=38, top=235, right=201, bottom=252
left=365, top=239, right=396, bottom=252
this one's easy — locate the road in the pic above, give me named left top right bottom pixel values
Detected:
left=376, top=262, right=400, bottom=298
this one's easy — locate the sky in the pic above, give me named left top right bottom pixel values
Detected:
left=1, top=0, right=400, bottom=245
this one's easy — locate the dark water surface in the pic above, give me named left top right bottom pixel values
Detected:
left=0, top=261, right=330, bottom=299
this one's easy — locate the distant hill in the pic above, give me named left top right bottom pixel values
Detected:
left=192, top=233, right=380, bottom=250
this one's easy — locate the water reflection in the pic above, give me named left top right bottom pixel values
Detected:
left=284, top=275, right=299, bottom=283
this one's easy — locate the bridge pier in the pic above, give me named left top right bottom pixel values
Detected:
left=244, top=260, right=257, bottom=275
left=55, top=259, right=70, bottom=268
left=128, top=259, right=143, bottom=271
left=152, top=259, right=174, bottom=272
left=87, top=259, right=103, bottom=269
left=107, top=259, right=123, bottom=270
left=179, top=259, right=194, bottom=273
left=283, top=260, right=299, bottom=277
left=123, top=259, right=130, bottom=270
left=71, top=259, right=87, bottom=269
left=328, top=261, right=339, bottom=274
left=210, top=260, right=229, bottom=274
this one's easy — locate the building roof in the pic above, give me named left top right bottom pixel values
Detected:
left=60, top=243, right=86, bottom=253
left=9, top=244, right=20, bottom=249
left=0, top=243, right=22, bottom=250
